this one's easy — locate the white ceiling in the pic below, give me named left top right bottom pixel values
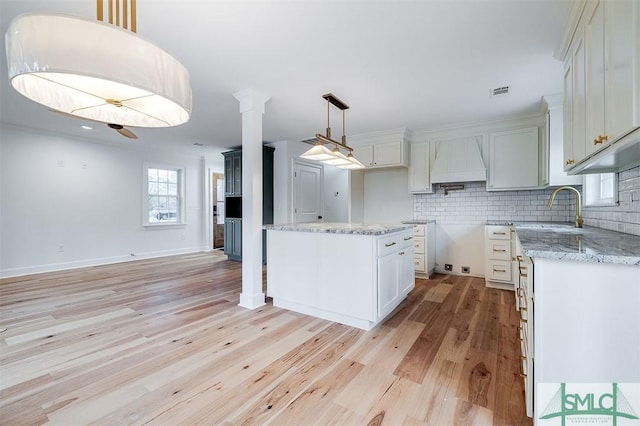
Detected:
left=0, top=0, right=571, bottom=165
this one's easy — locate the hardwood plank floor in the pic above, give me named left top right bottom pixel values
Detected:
left=0, top=253, right=531, bottom=425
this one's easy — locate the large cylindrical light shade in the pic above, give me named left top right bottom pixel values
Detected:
left=5, top=13, right=192, bottom=127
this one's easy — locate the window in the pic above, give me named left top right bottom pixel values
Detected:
left=144, top=164, right=185, bottom=225
left=584, top=172, right=618, bottom=207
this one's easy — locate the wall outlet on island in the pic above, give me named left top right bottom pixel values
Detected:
left=461, top=266, right=470, bottom=274
left=444, top=264, right=453, bottom=271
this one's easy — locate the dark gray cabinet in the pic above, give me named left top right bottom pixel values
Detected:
left=224, top=218, right=242, bottom=260
left=222, top=146, right=274, bottom=262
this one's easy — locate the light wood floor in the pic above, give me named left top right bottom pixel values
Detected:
left=0, top=253, right=531, bottom=425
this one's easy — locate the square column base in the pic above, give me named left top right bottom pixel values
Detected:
left=238, top=292, right=266, bottom=310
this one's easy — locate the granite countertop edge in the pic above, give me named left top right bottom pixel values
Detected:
left=264, top=223, right=415, bottom=236
left=401, top=219, right=436, bottom=224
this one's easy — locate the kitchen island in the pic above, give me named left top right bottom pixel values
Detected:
left=265, top=223, right=415, bottom=330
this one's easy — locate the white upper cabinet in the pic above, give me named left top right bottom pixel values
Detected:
left=560, top=0, right=640, bottom=174
left=488, top=127, right=540, bottom=191
left=408, top=142, right=432, bottom=193
left=349, top=128, right=409, bottom=169
left=544, top=94, right=583, bottom=186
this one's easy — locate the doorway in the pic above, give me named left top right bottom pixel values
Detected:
left=212, top=172, right=225, bottom=249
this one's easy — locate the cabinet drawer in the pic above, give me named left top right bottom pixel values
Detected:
left=486, top=226, right=511, bottom=240
left=377, top=231, right=413, bottom=257
left=378, top=234, right=400, bottom=257
left=414, top=237, right=425, bottom=254
left=413, top=226, right=425, bottom=237
left=414, top=255, right=425, bottom=272
left=486, top=260, right=512, bottom=282
left=486, top=241, right=512, bottom=260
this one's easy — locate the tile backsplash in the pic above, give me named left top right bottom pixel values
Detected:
left=583, top=166, right=640, bottom=236
left=414, top=182, right=579, bottom=225
left=414, top=165, right=640, bottom=236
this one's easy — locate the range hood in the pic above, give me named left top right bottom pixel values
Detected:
left=430, top=136, right=486, bottom=183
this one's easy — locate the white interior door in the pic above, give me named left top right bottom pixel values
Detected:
left=293, top=161, right=323, bottom=223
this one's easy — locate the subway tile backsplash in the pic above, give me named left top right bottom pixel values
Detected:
left=414, top=182, right=579, bottom=225
left=583, top=166, right=640, bottom=236
left=413, top=165, right=640, bottom=236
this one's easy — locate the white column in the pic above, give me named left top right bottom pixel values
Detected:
left=234, top=88, right=271, bottom=309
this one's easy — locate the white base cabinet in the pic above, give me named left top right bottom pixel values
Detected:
left=533, top=258, right=640, bottom=419
left=484, top=225, right=516, bottom=290
left=267, top=228, right=414, bottom=330
left=412, top=223, right=435, bottom=278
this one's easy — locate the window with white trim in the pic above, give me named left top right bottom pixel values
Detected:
left=584, top=172, right=618, bottom=207
left=144, top=164, right=185, bottom=225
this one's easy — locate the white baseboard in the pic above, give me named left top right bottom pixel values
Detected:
left=0, top=246, right=208, bottom=279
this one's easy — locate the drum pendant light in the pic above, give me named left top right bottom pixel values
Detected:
left=5, top=0, right=192, bottom=128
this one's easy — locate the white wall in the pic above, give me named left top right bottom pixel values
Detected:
left=434, top=224, right=485, bottom=277
left=323, top=165, right=349, bottom=222
left=0, top=125, right=217, bottom=277
left=362, top=168, right=413, bottom=224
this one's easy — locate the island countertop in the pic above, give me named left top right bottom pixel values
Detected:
left=264, top=222, right=415, bottom=236
left=514, top=222, right=640, bottom=266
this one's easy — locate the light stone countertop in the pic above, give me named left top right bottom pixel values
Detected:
left=264, top=222, right=414, bottom=236
left=401, top=219, right=436, bottom=225
left=514, top=223, right=640, bottom=266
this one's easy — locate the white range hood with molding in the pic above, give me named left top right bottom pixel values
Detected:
left=430, top=136, right=487, bottom=183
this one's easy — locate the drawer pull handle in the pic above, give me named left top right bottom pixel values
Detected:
left=404, top=236, right=413, bottom=241
left=493, top=249, right=507, bottom=252
left=385, top=242, right=396, bottom=247
left=493, top=268, right=506, bottom=273
left=493, top=232, right=506, bottom=235
left=520, top=273, right=528, bottom=278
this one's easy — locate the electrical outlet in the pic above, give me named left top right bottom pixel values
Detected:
left=444, top=264, right=453, bottom=271
left=461, top=266, right=470, bottom=274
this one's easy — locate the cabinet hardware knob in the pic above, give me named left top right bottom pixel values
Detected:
left=593, top=135, right=609, bottom=145
left=385, top=242, right=396, bottom=247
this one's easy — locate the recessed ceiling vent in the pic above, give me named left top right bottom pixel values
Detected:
left=491, top=86, right=510, bottom=97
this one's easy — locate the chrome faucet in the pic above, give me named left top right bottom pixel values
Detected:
left=547, top=186, right=583, bottom=228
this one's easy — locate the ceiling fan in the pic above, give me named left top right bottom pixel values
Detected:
left=49, top=108, right=138, bottom=139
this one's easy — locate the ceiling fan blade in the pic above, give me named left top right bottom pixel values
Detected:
left=116, top=127, right=138, bottom=139
left=107, top=123, right=137, bottom=139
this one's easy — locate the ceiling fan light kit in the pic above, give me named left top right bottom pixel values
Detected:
left=5, top=4, right=192, bottom=132
left=300, top=93, right=365, bottom=170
